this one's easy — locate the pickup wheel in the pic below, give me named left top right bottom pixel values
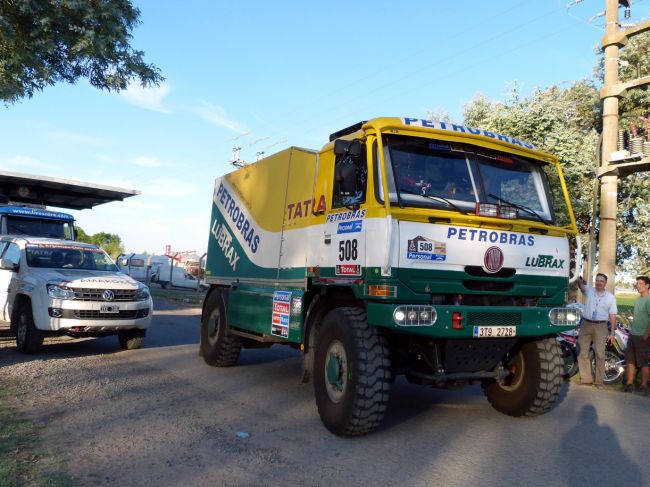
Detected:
left=200, top=288, right=242, bottom=366
left=313, top=307, right=391, bottom=436
left=15, top=303, right=43, bottom=354
left=117, top=329, right=146, bottom=350
left=484, top=338, right=564, bottom=417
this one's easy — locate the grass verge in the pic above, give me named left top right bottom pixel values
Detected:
left=150, top=286, right=206, bottom=306
left=0, top=383, right=72, bottom=487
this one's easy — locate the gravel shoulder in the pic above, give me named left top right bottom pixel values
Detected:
left=2, top=298, right=650, bottom=486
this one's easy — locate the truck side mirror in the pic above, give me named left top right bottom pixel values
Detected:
left=0, top=258, right=18, bottom=272
left=334, top=139, right=362, bottom=157
left=336, top=163, right=357, bottom=195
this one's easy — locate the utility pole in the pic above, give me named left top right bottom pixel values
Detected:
left=597, top=0, right=650, bottom=292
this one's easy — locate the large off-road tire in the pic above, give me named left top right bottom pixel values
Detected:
left=118, top=329, right=146, bottom=350
left=15, top=303, right=43, bottom=354
left=484, top=338, right=563, bottom=417
left=313, top=307, right=392, bottom=436
left=200, top=288, right=242, bottom=367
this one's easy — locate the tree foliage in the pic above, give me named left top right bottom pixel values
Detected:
left=461, top=42, right=650, bottom=268
left=76, top=227, right=124, bottom=259
left=0, top=0, right=163, bottom=104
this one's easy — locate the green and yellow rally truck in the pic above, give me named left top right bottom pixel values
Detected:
left=200, top=117, right=581, bottom=436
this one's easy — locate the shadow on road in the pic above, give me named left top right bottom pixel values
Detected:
left=561, top=404, right=641, bottom=485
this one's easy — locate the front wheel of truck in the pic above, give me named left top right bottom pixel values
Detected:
left=118, top=329, right=146, bottom=350
left=484, top=337, right=564, bottom=417
left=15, top=303, right=43, bottom=354
left=200, top=288, right=242, bottom=367
left=314, top=307, right=391, bottom=436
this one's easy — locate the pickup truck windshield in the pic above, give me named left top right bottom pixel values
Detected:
left=379, top=134, right=555, bottom=223
left=25, top=244, right=119, bottom=271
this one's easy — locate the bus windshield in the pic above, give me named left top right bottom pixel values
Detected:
left=378, top=134, right=555, bottom=223
left=6, top=216, right=74, bottom=239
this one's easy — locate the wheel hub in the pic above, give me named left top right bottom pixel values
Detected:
left=207, top=310, right=220, bottom=346
left=324, top=340, right=347, bottom=403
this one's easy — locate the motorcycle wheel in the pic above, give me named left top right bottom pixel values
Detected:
left=560, top=341, right=579, bottom=379
left=590, top=348, right=625, bottom=385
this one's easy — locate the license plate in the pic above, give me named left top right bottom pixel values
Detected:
left=473, top=326, right=516, bottom=338
left=100, top=305, right=119, bottom=314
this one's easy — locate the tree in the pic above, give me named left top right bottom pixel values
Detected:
left=76, top=227, right=124, bottom=258
left=0, top=0, right=163, bottom=104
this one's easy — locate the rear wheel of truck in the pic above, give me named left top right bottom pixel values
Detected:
left=15, top=303, right=43, bottom=354
left=484, top=337, right=563, bottom=417
left=200, top=288, right=242, bottom=367
left=118, top=329, right=146, bottom=350
left=314, top=307, right=391, bottom=436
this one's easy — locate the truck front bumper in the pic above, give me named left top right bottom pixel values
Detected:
left=366, top=302, right=578, bottom=339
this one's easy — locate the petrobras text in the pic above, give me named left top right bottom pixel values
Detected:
left=402, top=118, right=535, bottom=150
left=447, top=227, right=535, bottom=247
left=214, top=182, right=260, bottom=253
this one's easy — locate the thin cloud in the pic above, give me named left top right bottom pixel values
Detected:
left=132, top=156, right=166, bottom=168
left=0, top=155, right=52, bottom=171
left=194, top=101, right=248, bottom=133
left=120, top=82, right=172, bottom=113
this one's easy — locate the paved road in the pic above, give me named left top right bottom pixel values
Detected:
left=1, top=299, right=649, bottom=486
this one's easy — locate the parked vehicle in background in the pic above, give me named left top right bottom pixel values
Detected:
left=116, top=253, right=148, bottom=281
left=0, top=204, right=75, bottom=239
left=0, top=236, right=153, bottom=353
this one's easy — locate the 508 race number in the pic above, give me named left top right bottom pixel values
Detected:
left=338, top=239, right=358, bottom=261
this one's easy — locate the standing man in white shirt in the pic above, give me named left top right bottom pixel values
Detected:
left=576, top=273, right=618, bottom=388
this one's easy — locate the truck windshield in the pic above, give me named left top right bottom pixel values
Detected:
left=6, top=216, right=73, bottom=239
left=25, top=245, right=119, bottom=271
left=378, top=135, right=555, bottom=224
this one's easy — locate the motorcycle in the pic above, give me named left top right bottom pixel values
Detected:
left=557, top=328, right=579, bottom=379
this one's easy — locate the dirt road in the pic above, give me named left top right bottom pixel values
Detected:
left=1, top=299, right=649, bottom=486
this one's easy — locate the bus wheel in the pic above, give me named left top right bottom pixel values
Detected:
left=314, top=307, right=391, bottom=436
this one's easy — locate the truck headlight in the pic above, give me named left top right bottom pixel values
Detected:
left=549, top=307, right=581, bottom=326
left=393, top=305, right=437, bottom=326
left=135, top=287, right=150, bottom=301
left=47, top=284, right=76, bottom=300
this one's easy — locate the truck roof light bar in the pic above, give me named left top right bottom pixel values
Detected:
left=329, top=121, right=367, bottom=142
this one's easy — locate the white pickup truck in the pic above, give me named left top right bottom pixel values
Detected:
left=0, top=236, right=153, bottom=353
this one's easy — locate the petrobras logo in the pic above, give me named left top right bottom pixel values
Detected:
left=483, top=246, right=504, bottom=273
left=337, top=220, right=363, bottom=234
left=402, top=118, right=535, bottom=150
left=214, top=182, right=260, bottom=253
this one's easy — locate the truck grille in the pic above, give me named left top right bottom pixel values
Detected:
left=72, top=288, right=139, bottom=302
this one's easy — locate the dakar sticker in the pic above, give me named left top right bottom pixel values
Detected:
left=407, top=236, right=446, bottom=262
left=525, top=254, right=565, bottom=269
left=271, top=290, right=291, bottom=338
left=335, top=264, right=361, bottom=276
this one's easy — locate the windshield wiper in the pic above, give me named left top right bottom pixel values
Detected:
left=487, top=193, right=552, bottom=225
left=399, top=188, right=467, bottom=214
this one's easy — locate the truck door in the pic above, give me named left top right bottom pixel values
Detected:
left=321, top=141, right=368, bottom=280
left=0, top=242, right=17, bottom=322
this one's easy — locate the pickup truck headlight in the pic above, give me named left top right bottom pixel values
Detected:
left=47, top=284, right=76, bottom=300
left=135, top=287, right=150, bottom=301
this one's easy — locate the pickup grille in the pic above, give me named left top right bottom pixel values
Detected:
left=72, top=288, right=139, bottom=302
left=55, top=308, right=150, bottom=320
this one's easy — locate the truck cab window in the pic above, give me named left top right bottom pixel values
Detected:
left=332, top=148, right=367, bottom=209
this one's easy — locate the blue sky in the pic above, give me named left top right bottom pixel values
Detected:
left=1, top=0, right=647, bottom=254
